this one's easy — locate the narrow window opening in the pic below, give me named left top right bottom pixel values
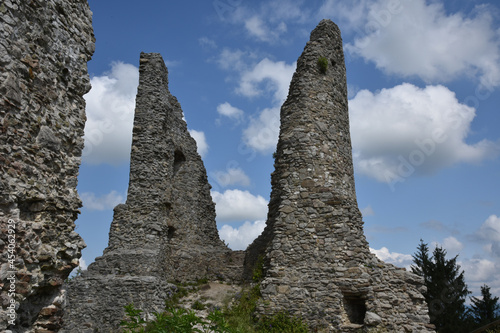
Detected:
left=343, top=293, right=367, bottom=325
left=167, top=226, right=176, bottom=240
left=173, top=149, right=186, bottom=174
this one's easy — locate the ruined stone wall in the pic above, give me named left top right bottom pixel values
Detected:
left=0, top=0, right=94, bottom=331
left=246, top=20, right=434, bottom=332
left=62, top=53, right=242, bottom=332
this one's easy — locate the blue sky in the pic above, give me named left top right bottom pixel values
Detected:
left=77, top=0, right=500, bottom=298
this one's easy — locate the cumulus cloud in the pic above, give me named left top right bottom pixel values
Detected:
left=370, top=247, right=413, bottom=268
left=217, top=102, right=245, bottom=124
left=219, top=220, right=266, bottom=250
left=237, top=58, right=295, bottom=153
left=237, top=58, right=295, bottom=103
left=212, top=189, right=268, bottom=222
left=476, top=215, right=500, bottom=242
left=349, top=83, right=500, bottom=183
left=337, top=0, right=500, bottom=87
left=212, top=167, right=251, bottom=187
left=442, top=236, right=465, bottom=256
left=83, top=62, right=139, bottom=165
left=188, top=129, right=209, bottom=157
left=80, top=190, right=125, bottom=211
left=245, top=16, right=287, bottom=43
left=242, top=107, right=281, bottom=154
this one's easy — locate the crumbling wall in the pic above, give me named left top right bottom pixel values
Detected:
left=62, top=53, right=242, bottom=332
left=245, top=19, right=435, bottom=332
left=0, top=0, right=94, bottom=331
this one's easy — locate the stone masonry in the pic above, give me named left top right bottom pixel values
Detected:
left=245, top=20, right=434, bottom=332
left=62, top=53, right=244, bottom=332
left=0, top=0, right=94, bottom=332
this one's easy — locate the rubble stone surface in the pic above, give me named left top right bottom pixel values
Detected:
left=0, top=0, right=94, bottom=331
left=245, top=19, right=434, bottom=332
left=62, top=53, right=243, bottom=332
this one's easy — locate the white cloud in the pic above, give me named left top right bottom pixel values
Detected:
left=79, top=258, right=88, bottom=270
left=237, top=58, right=295, bottom=154
left=349, top=83, right=500, bottom=183
left=212, top=189, right=268, bottom=222
left=242, top=106, right=281, bottom=154
left=217, top=102, right=245, bottom=123
left=188, top=129, right=209, bottom=157
left=237, top=58, right=296, bottom=103
left=361, top=205, right=375, bottom=217
left=370, top=246, right=413, bottom=268
left=83, top=62, right=139, bottom=165
left=477, top=215, right=500, bottom=242
left=219, top=220, right=266, bottom=250
left=442, top=236, right=465, bottom=256
left=216, top=48, right=249, bottom=71
left=212, top=167, right=251, bottom=187
left=462, top=258, right=497, bottom=282
left=342, top=0, right=500, bottom=87
left=80, top=190, right=125, bottom=211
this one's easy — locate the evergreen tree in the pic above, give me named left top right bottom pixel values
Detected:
left=411, top=240, right=470, bottom=333
left=470, top=284, right=500, bottom=326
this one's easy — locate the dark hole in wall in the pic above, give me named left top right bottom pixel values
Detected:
left=167, top=226, right=176, bottom=240
left=173, top=149, right=186, bottom=174
left=343, top=294, right=367, bottom=324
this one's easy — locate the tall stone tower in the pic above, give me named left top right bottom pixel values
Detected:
left=63, top=53, right=241, bottom=332
left=246, top=20, right=434, bottom=332
left=0, top=1, right=94, bottom=331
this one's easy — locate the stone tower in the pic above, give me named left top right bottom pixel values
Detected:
left=246, top=20, right=434, bottom=332
left=63, top=53, right=241, bottom=332
left=0, top=1, right=94, bottom=331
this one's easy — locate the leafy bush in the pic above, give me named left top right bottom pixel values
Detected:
left=256, top=312, right=309, bottom=333
left=317, top=56, right=328, bottom=74
left=120, top=304, right=233, bottom=333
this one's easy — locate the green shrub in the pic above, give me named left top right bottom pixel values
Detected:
left=191, top=300, right=206, bottom=310
left=317, top=56, right=328, bottom=74
left=257, top=312, right=310, bottom=333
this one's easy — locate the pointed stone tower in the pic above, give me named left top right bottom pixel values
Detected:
left=246, top=20, right=434, bottom=332
left=63, top=53, right=241, bottom=332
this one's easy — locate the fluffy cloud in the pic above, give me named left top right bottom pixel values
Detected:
left=217, top=102, right=245, bottom=123
left=476, top=215, right=500, bottom=242
left=237, top=58, right=295, bottom=103
left=83, top=62, right=139, bottom=165
left=188, top=129, right=209, bottom=157
left=349, top=83, right=500, bottom=184
left=242, top=107, right=281, bottom=154
left=237, top=58, right=295, bottom=153
left=370, top=247, right=413, bottom=268
left=80, top=190, right=125, bottom=211
left=212, top=189, right=268, bottom=222
left=219, top=220, right=266, bottom=250
left=442, top=236, right=465, bottom=256
left=212, top=167, right=251, bottom=187
left=336, top=0, right=500, bottom=87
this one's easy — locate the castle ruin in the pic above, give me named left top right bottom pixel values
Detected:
left=0, top=2, right=434, bottom=331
